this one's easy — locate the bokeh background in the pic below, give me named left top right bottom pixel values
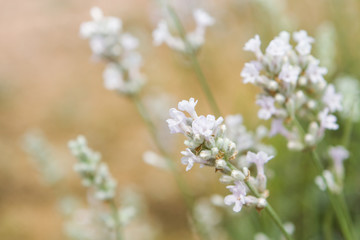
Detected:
left=1, top=0, right=359, bottom=239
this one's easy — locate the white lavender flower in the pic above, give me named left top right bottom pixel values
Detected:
left=224, top=181, right=247, bottom=212
left=240, top=31, right=342, bottom=149
left=244, top=35, right=262, bottom=58
left=256, top=96, right=277, bottom=120
left=318, top=108, right=339, bottom=131
left=335, top=75, right=360, bottom=122
left=80, top=7, right=145, bottom=95
left=69, top=136, right=117, bottom=201
left=322, top=84, right=342, bottom=113
left=329, top=146, right=349, bottom=180
left=153, top=8, right=214, bottom=52
left=143, top=151, right=169, bottom=170
left=168, top=99, right=273, bottom=213
left=80, top=7, right=123, bottom=59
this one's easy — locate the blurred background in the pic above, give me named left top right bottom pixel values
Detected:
left=0, top=0, right=359, bottom=239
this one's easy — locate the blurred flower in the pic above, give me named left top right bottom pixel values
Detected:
left=241, top=31, right=343, bottom=150
left=69, top=135, right=117, bottom=201
left=153, top=8, right=214, bottom=52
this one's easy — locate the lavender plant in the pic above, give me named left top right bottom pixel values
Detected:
left=68, top=136, right=122, bottom=240
left=240, top=30, right=355, bottom=239
left=167, top=98, right=293, bottom=239
left=80, top=7, right=213, bottom=239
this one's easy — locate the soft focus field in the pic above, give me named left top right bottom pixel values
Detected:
left=0, top=0, right=360, bottom=239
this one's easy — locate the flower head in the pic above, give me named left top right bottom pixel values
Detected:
left=224, top=181, right=247, bottom=212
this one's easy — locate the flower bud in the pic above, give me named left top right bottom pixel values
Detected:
left=275, top=93, right=285, bottom=104
left=298, top=76, right=307, bottom=86
left=231, top=170, right=245, bottom=181
left=257, top=198, right=267, bottom=208
left=307, top=100, right=317, bottom=109
left=199, top=150, right=212, bottom=160
left=219, top=175, right=233, bottom=183
left=287, top=140, right=304, bottom=151
left=304, top=133, right=315, bottom=146
left=211, top=147, right=219, bottom=156
left=215, top=159, right=227, bottom=169
left=268, top=80, right=279, bottom=91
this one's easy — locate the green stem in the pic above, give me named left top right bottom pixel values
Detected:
left=323, top=210, right=333, bottom=240
left=225, top=162, right=293, bottom=240
left=130, top=94, right=211, bottom=240
left=312, top=150, right=353, bottom=240
left=110, top=199, right=123, bottom=240
left=341, top=114, right=353, bottom=148
left=166, top=5, right=221, bottom=117
left=293, top=118, right=354, bottom=239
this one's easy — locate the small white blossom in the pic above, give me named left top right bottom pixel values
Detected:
left=322, top=84, right=342, bottom=113
left=224, top=181, right=247, bottom=212
left=178, top=98, right=198, bottom=119
left=269, top=118, right=290, bottom=139
left=265, top=35, right=291, bottom=57
left=103, top=64, right=123, bottom=90
left=167, top=108, right=189, bottom=134
left=278, top=63, right=301, bottom=84
left=319, top=108, right=339, bottom=130
left=192, top=115, right=223, bottom=139
left=256, top=96, right=277, bottom=120
left=244, top=35, right=262, bottom=58
left=152, top=20, right=171, bottom=46
left=306, top=59, right=328, bottom=84
left=120, top=33, right=139, bottom=51
left=193, top=9, right=215, bottom=27
left=246, top=151, right=273, bottom=176
left=293, top=30, right=314, bottom=55
left=329, top=146, right=349, bottom=179
left=181, top=148, right=205, bottom=171
left=241, top=62, right=261, bottom=84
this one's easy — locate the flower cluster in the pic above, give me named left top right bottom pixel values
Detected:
left=315, top=145, right=349, bottom=193
left=80, top=7, right=145, bottom=95
left=69, top=135, right=117, bottom=201
left=153, top=9, right=214, bottom=53
left=167, top=98, right=273, bottom=212
left=241, top=30, right=343, bottom=150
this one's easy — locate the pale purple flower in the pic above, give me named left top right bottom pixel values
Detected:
left=178, top=98, right=198, bottom=119
left=322, top=84, right=343, bottom=113
left=329, top=146, right=349, bottom=164
left=225, top=114, right=243, bottom=128
left=192, top=115, right=223, bottom=139
left=319, top=108, right=339, bottom=130
left=181, top=148, right=205, bottom=171
left=241, top=62, right=261, bottom=84
left=193, top=9, right=215, bottom=27
left=278, top=63, right=301, bottom=84
left=256, top=96, right=277, bottom=120
left=269, top=118, right=290, bottom=139
left=246, top=151, right=273, bottom=175
left=120, top=33, right=139, bottom=51
left=103, top=64, right=123, bottom=90
left=167, top=108, right=189, bottom=134
left=329, top=146, right=349, bottom=178
left=293, top=30, right=314, bottom=55
left=265, top=36, right=291, bottom=57
left=306, top=60, right=328, bottom=84
left=244, top=35, right=262, bottom=58
left=153, top=20, right=170, bottom=46
left=224, top=181, right=247, bottom=212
